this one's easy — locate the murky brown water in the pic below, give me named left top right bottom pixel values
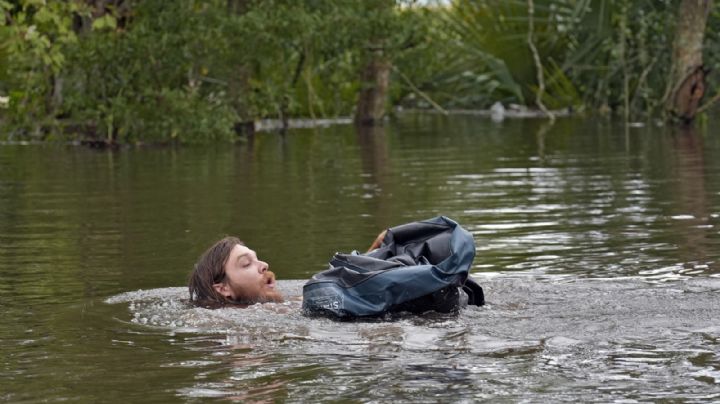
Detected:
left=2, top=115, right=720, bottom=402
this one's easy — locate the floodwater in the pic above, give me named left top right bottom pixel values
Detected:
left=1, top=115, right=720, bottom=402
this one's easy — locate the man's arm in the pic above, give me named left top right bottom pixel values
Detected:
left=367, top=229, right=388, bottom=252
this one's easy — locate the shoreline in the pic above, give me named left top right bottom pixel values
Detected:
left=254, top=105, right=573, bottom=133
left=397, top=105, right=573, bottom=119
left=0, top=106, right=574, bottom=146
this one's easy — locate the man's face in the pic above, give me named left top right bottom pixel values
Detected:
left=214, top=244, right=284, bottom=304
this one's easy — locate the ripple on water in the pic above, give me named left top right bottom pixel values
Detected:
left=104, top=276, right=720, bottom=402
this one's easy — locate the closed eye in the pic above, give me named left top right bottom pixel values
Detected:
left=236, top=253, right=251, bottom=268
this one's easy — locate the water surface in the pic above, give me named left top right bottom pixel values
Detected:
left=1, top=115, right=719, bottom=401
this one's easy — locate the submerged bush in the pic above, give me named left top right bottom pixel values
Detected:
left=61, top=1, right=239, bottom=143
left=1, top=0, right=718, bottom=143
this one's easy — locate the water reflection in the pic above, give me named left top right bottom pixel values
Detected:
left=670, top=126, right=712, bottom=267
left=2, top=115, right=720, bottom=402
left=534, top=120, right=553, bottom=164
left=356, top=124, right=393, bottom=228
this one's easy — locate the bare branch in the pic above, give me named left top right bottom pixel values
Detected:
left=527, top=0, right=555, bottom=122
left=696, top=90, right=720, bottom=114
left=393, top=66, right=447, bottom=115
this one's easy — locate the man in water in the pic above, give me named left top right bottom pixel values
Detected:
left=187, top=216, right=484, bottom=317
left=188, top=231, right=388, bottom=306
left=188, top=237, right=284, bottom=306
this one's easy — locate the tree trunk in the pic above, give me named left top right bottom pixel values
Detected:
left=226, top=0, right=254, bottom=135
left=354, top=51, right=391, bottom=126
left=227, top=0, right=251, bottom=14
left=227, top=63, right=257, bottom=137
left=46, top=74, right=63, bottom=116
left=665, top=0, right=712, bottom=123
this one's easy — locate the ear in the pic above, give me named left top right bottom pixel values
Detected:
left=213, top=282, right=233, bottom=299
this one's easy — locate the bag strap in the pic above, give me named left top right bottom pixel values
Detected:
left=461, top=277, right=485, bottom=306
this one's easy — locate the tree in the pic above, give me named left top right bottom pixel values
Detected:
left=353, top=0, right=422, bottom=126
left=665, top=0, right=713, bottom=123
left=355, top=49, right=392, bottom=125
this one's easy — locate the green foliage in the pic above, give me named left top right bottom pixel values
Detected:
left=440, top=0, right=585, bottom=107
left=697, top=5, right=720, bottom=109
left=1, top=0, right=80, bottom=137
left=62, top=1, right=238, bottom=143
left=393, top=0, right=685, bottom=118
left=392, top=0, right=589, bottom=110
left=538, top=59, right=581, bottom=110
left=220, top=0, right=362, bottom=119
left=1, top=0, right=718, bottom=143
left=561, top=0, right=676, bottom=118
left=3, top=0, right=418, bottom=142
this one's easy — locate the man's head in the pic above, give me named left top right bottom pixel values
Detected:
left=188, top=237, right=284, bottom=306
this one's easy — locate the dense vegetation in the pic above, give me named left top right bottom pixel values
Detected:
left=0, top=0, right=717, bottom=144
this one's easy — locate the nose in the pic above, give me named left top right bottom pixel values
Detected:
left=258, top=261, right=268, bottom=273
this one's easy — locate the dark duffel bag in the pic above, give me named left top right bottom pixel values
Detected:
left=302, top=216, right=484, bottom=319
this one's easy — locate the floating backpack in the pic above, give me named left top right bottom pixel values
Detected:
left=302, top=216, right=484, bottom=319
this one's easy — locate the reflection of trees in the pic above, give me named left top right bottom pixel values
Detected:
left=226, top=379, right=287, bottom=403
left=356, top=125, right=389, bottom=182
left=534, top=121, right=553, bottom=165
left=225, top=351, right=289, bottom=402
left=356, top=125, right=392, bottom=229
left=669, top=125, right=710, bottom=267
left=0, top=147, right=103, bottom=302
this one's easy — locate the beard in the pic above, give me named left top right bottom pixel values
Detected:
left=258, top=271, right=284, bottom=303
left=226, top=270, right=285, bottom=305
left=235, top=270, right=284, bottom=304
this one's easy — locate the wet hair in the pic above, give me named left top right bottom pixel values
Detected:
left=188, top=236, right=243, bottom=306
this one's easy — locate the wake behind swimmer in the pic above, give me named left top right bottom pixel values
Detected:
left=186, top=217, right=484, bottom=319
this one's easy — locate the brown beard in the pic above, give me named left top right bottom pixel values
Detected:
left=257, top=271, right=284, bottom=303
left=226, top=271, right=285, bottom=305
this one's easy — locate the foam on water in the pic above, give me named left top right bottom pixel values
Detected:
left=107, top=281, right=307, bottom=335
left=105, top=276, right=720, bottom=401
